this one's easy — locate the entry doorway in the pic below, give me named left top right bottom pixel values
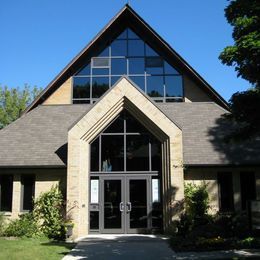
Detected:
left=90, top=175, right=162, bottom=234
left=101, top=176, right=150, bottom=233
left=89, top=111, right=162, bottom=234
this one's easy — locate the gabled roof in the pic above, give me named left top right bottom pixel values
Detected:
left=25, top=4, right=229, bottom=113
left=1, top=102, right=259, bottom=167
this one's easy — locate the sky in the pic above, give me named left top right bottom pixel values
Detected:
left=0, top=0, right=250, bottom=101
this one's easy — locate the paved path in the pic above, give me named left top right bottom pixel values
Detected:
left=63, top=234, right=260, bottom=260
left=63, top=235, right=174, bottom=260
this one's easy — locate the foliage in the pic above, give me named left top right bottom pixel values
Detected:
left=0, top=84, right=41, bottom=129
left=170, top=212, right=259, bottom=252
left=238, top=237, right=260, bottom=248
left=184, top=182, right=209, bottom=220
left=175, top=183, right=210, bottom=236
left=33, top=186, right=66, bottom=240
left=0, top=237, right=76, bottom=260
left=4, top=213, right=40, bottom=238
left=224, top=88, right=260, bottom=140
left=219, top=0, right=260, bottom=87
left=0, top=213, right=6, bottom=236
left=219, top=0, right=260, bottom=138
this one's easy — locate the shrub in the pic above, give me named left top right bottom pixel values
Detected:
left=0, top=213, right=6, bottom=236
left=4, top=212, right=39, bottom=237
left=230, top=213, right=250, bottom=238
left=175, top=213, right=193, bottom=237
left=174, top=183, right=210, bottom=235
left=184, top=182, right=209, bottom=220
left=33, top=186, right=66, bottom=240
left=238, top=237, right=260, bottom=248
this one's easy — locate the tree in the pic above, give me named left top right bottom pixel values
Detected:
left=0, top=85, right=41, bottom=129
left=219, top=0, right=260, bottom=138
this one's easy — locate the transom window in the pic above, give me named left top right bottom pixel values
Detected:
left=90, top=111, right=161, bottom=172
left=73, top=28, right=183, bottom=104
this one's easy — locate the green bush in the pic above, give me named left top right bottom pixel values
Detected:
left=33, top=186, right=66, bottom=240
left=175, top=213, right=193, bottom=237
left=4, top=212, right=39, bottom=237
left=174, top=183, right=210, bottom=236
left=0, top=213, right=6, bottom=236
left=184, top=182, right=209, bottom=220
left=238, top=237, right=260, bottom=248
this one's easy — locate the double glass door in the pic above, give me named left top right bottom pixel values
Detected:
left=101, top=176, right=150, bottom=233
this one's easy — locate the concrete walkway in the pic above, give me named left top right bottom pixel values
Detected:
left=63, top=234, right=260, bottom=260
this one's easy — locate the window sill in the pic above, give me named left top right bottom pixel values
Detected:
left=0, top=212, right=12, bottom=216
left=19, top=210, right=31, bottom=214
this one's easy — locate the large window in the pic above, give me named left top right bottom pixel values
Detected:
left=90, top=111, right=161, bottom=172
left=73, top=28, right=183, bottom=104
left=0, top=175, right=13, bottom=212
left=21, top=175, right=35, bottom=211
left=218, top=172, right=234, bottom=212
left=240, top=172, right=256, bottom=210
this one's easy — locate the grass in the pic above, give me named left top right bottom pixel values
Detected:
left=0, top=237, right=76, bottom=260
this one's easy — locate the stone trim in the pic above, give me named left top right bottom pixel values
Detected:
left=67, top=77, right=184, bottom=238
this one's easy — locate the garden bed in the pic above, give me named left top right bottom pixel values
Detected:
left=170, top=235, right=260, bottom=252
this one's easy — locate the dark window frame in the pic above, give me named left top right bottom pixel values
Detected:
left=90, top=111, right=161, bottom=173
left=0, top=175, right=13, bottom=212
left=217, top=172, right=234, bottom=212
left=21, top=175, right=35, bottom=212
left=72, top=28, right=183, bottom=104
left=240, top=172, right=256, bottom=210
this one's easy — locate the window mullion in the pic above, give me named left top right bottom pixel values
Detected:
left=99, top=136, right=102, bottom=172
left=124, top=117, right=126, bottom=172
left=149, top=139, right=152, bottom=172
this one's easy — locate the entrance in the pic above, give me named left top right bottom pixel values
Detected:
left=101, top=176, right=150, bottom=233
left=89, top=111, right=162, bottom=234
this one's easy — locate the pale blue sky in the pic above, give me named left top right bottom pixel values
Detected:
left=0, top=0, right=249, bottom=101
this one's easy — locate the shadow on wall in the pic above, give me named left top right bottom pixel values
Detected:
left=208, top=115, right=260, bottom=165
left=163, top=185, right=184, bottom=231
left=55, top=143, right=68, bottom=165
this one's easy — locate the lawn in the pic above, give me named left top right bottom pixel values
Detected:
left=0, top=237, right=75, bottom=260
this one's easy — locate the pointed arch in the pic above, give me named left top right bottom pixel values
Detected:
left=67, top=77, right=184, bottom=238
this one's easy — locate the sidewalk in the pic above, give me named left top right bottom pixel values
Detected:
left=175, top=249, right=260, bottom=259
left=63, top=235, right=260, bottom=260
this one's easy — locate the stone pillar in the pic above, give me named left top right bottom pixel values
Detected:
left=11, top=174, right=21, bottom=218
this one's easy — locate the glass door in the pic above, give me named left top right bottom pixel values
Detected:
left=100, top=177, right=125, bottom=233
left=125, top=176, right=150, bottom=233
left=99, top=176, right=152, bottom=234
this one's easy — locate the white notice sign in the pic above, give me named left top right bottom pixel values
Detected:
left=91, top=180, right=99, bottom=204
left=152, top=179, right=160, bottom=202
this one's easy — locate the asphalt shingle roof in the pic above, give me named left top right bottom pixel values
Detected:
left=0, top=103, right=259, bottom=167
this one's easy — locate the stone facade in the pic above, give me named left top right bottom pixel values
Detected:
left=183, top=75, right=213, bottom=103
left=41, top=74, right=214, bottom=106
left=43, top=77, right=72, bottom=105
left=0, top=168, right=66, bottom=219
left=185, top=167, right=260, bottom=213
left=67, top=77, right=184, bottom=238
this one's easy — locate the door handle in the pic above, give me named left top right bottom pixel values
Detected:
left=127, top=202, right=132, bottom=212
left=119, top=202, right=124, bottom=212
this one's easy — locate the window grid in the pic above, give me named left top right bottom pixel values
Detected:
left=73, top=28, right=183, bottom=104
left=90, top=112, right=161, bottom=173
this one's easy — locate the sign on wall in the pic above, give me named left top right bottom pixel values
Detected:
left=249, top=200, right=260, bottom=230
left=90, top=179, right=99, bottom=204
left=152, top=179, right=160, bottom=203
